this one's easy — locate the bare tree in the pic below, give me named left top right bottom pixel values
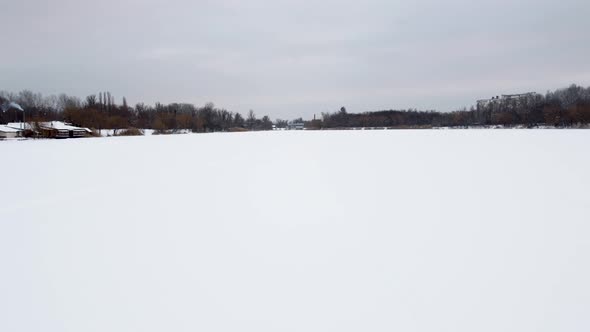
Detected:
left=86, top=94, right=97, bottom=107
left=234, top=112, right=245, bottom=127
left=247, top=110, right=256, bottom=130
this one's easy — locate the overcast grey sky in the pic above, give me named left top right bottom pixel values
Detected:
left=1, top=0, right=589, bottom=119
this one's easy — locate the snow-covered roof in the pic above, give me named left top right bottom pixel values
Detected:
left=39, top=121, right=92, bottom=133
left=6, top=122, right=33, bottom=130
left=5, top=121, right=92, bottom=133
left=0, top=125, right=22, bottom=133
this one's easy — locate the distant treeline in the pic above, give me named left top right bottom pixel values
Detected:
left=319, top=84, right=590, bottom=129
left=1, top=84, right=589, bottom=132
left=0, top=91, right=272, bottom=133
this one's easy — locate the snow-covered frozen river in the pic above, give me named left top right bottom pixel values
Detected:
left=1, top=130, right=589, bottom=332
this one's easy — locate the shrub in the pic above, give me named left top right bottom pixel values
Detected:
left=152, top=129, right=173, bottom=135
left=116, top=127, right=144, bottom=136
left=228, top=127, right=248, bottom=132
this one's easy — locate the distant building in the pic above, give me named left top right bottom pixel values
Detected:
left=0, top=125, right=23, bottom=138
left=6, top=123, right=36, bottom=138
left=287, top=122, right=305, bottom=130
left=6, top=122, right=34, bottom=130
left=477, top=92, right=538, bottom=110
left=36, top=121, right=91, bottom=138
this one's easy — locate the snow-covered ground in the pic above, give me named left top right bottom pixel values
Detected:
left=1, top=130, right=589, bottom=332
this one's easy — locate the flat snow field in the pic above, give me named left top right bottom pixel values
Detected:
left=1, top=130, right=589, bottom=332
